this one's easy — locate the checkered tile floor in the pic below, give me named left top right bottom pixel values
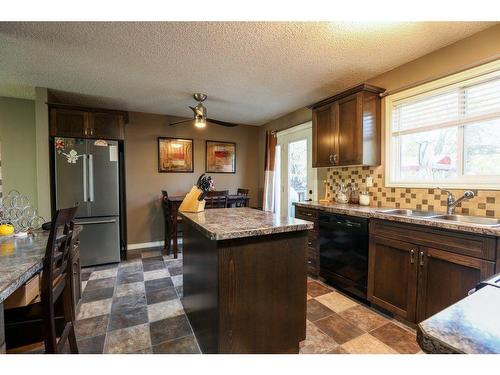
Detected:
left=301, top=279, right=422, bottom=354
left=76, top=248, right=200, bottom=354
left=14, top=247, right=422, bottom=354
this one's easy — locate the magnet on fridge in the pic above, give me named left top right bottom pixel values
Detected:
left=109, top=145, right=118, bottom=162
left=94, top=139, right=108, bottom=147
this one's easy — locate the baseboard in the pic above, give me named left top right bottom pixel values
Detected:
left=127, top=241, right=164, bottom=251
left=127, top=238, right=183, bottom=251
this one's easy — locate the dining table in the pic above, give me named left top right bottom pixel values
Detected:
left=166, top=194, right=250, bottom=257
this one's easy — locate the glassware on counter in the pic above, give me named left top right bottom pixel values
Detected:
left=359, top=191, right=370, bottom=206
left=349, top=186, right=359, bottom=204
left=336, top=184, right=349, bottom=204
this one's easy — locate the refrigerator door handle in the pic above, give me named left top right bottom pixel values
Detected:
left=77, top=219, right=117, bottom=225
left=83, top=154, right=88, bottom=202
left=89, top=154, right=95, bottom=202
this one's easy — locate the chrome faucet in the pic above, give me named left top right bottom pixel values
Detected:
left=438, top=188, right=475, bottom=215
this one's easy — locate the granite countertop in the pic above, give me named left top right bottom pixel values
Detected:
left=417, top=285, right=500, bottom=354
left=294, top=201, right=500, bottom=236
left=0, top=226, right=82, bottom=304
left=179, top=207, right=314, bottom=241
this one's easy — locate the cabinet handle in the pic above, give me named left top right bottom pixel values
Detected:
left=307, top=260, right=312, bottom=265
left=84, top=128, right=88, bottom=136
left=410, top=249, right=415, bottom=264
left=90, top=128, right=94, bottom=136
left=333, top=154, right=338, bottom=165
left=308, top=241, right=312, bottom=246
left=419, top=251, right=425, bottom=266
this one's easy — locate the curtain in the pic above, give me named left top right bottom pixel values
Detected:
left=263, top=130, right=277, bottom=212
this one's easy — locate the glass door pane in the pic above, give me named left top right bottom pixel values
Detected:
left=288, top=139, right=307, bottom=217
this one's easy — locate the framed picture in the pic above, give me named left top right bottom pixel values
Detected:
left=158, top=137, right=194, bottom=173
left=206, top=140, right=236, bottom=173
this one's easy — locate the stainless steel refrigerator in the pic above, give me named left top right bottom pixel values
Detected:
left=54, top=137, right=121, bottom=266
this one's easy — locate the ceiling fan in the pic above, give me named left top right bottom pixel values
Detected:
left=169, top=93, right=238, bottom=128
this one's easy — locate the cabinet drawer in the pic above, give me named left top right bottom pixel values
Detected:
left=295, top=207, right=318, bottom=220
left=4, top=274, right=40, bottom=309
left=370, top=219, right=496, bottom=261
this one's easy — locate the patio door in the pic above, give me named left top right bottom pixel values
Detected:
left=276, top=122, right=316, bottom=218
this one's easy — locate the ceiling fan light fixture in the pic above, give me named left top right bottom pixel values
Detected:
left=194, top=117, right=207, bottom=128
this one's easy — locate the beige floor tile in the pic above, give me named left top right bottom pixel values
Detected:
left=81, top=281, right=87, bottom=292
left=147, top=299, right=184, bottom=322
left=315, top=291, right=358, bottom=313
left=341, top=334, right=397, bottom=354
left=114, top=281, right=145, bottom=297
left=171, top=275, right=183, bottom=287
left=103, top=323, right=151, bottom=354
left=143, top=268, right=170, bottom=281
left=77, top=298, right=113, bottom=320
left=300, top=321, right=339, bottom=354
left=89, top=268, right=118, bottom=280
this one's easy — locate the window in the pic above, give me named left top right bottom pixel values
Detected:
left=385, top=60, right=500, bottom=189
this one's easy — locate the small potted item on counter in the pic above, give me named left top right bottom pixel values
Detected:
left=359, top=191, right=370, bottom=206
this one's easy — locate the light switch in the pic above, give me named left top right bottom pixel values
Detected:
left=366, top=177, right=373, bottom=188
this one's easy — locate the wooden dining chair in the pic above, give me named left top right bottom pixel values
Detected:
left=4, top=206, right=79, bottom=353
left=236, top=188, right=250, bottom=207
left=161, top=190, right=173, bottom=254
left=206, top=190, right=229, bottom=208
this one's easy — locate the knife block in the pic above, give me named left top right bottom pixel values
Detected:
left=179, top=186, right=206, bottom=213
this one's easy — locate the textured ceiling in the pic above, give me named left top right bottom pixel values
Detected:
left=0, top=22, right=494, bottom=125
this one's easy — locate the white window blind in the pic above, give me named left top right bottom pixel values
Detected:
left=386, top=60, right=500, bottom=189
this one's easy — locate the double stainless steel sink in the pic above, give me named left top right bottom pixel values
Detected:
left=377, top=209, right=500, bottom=227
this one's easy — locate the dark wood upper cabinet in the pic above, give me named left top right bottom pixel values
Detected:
left=49, top=104, right=128, bottom=140
left=368, top=235, right=418, bottom=322
left=312, top=103, right=335, bottom=167
left=309, top=84, right=384, bottom=168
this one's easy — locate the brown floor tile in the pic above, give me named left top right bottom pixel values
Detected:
left=84, top=277, right=116, bottom=291
left=327, top=346, right=349, bottom=354
left=307, top=281, right=332, bottom=297
left=307, top=299, right=335, bottom=322
left=75, top=314, right=109, bottom=340
left=81, top=287, right=114, bottom=303
left=108, top=306, right=149, bottom=331
left=146, top=286, right=178, bottom=305
left=338, top=305, right=389, bottom=332
left=300, top=321, right=339, bottom=354
left=341, top=333, right=397, bottom=354
left=103, top=323, right=152, bottom=354
left=314, top=313, right=364, bottom=345
left=370, top=322, right=420, bottom=354
left=152, top=335, right=200, bottom=354
left=149, top=315, right=192, bottom=346
left=77, top=334, right=106, bottom=354
left=145, top=277, right=174, bottom=293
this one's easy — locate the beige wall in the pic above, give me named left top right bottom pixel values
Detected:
left=0, top=97, right=38, bottom=206
left=125, top=111, right=260, bottom=245
left=258, top=24, right=500, bottom=207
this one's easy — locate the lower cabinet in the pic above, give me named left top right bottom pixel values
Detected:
left=368, top=219, right=496, bottom=323
left=295, top=206, right=319, bottom=278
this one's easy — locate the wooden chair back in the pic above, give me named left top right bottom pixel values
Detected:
left=41, top=206, right=79, bottom=353
left=236, top=188, right=249, bottom=207
left=206, top=190, right=229, bottom=208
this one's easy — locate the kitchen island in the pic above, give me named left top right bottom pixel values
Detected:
left=179, top=207, right=313, bottom=354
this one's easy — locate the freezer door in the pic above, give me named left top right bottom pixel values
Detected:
left=87, top=140, right=120, bottom=217
left=54, top=137, right=90, bottom=217
left=76, top=216, right=121, bottom=266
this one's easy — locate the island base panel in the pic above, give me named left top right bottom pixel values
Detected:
left=0, top=303, right=5, bottom=354
left=182, top=223, right=308, bottom=354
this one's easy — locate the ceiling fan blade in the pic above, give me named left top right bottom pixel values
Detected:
left=169, top=118, right=193, bottom=126
left=207, top=118, right=239, bottom=127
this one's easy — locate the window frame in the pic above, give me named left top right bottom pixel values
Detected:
left=385, top=59, right=500, bottom=190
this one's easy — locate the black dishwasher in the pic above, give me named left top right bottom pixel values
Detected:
left=318, top=213, right=369, bottom=300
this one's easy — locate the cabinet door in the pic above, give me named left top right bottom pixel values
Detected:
left=416, top=247, right=496, bottom=322
left=50, top=108, right=89, bottom=138
left=336, top=92, right=363, bottom=165
left=312, top=103, right=335, bottom=167
left=90, top=112, right=125, bottom=140
left=368, top=235, right=418, bottom=322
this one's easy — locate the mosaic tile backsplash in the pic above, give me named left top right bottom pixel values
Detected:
left=326, top=166, right=500, bottom=217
